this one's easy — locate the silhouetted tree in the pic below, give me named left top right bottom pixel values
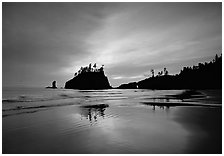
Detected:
left=157, top=71, right=163, bottom=76
left=164, top=68, right=168, bottom=75
left=99, top=65, right=104, bottom=73
left=151, top=69, right=155, bottom=77
left=73, top=63, right=108, bottom=77
left=93, top=63, right=97, bottom=72
left=215, top=54, right=219, bottom=62
left=88, top=63, right=92, bottom=72
left=74, top=72, right=77, bottom=77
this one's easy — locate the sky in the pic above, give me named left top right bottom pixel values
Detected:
left=3, top=2, right=222, bottom=88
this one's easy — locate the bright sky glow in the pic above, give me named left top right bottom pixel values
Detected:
left=3, top=2, right=222, bottom=87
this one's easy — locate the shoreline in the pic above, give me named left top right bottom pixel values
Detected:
left=3, top=104, right=222, bottom=154
left=2, top=89, right=222, bottom=154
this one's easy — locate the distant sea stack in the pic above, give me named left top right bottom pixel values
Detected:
left=46, top=81, right=57, bottom=89
left=65, top=63, right=112, bottom=90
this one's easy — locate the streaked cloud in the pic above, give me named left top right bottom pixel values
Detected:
left=3, top=2, right=221, bottom=87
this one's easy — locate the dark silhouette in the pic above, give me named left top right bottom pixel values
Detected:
left=52, top=81, right=57, bottom=88
left=117, top=82, right=138, bottom=89
left=165, top=90, right=205, bottom=101
left=164, top=68, right=168, bottom=75
left=65, top=63, right=112, bottom=89
left=118, top=54, right=222, bottom=89
left=46, top=80, right=57, bottom=89
left=79, top=104, right=109, bottom=122
left=151, top=69, right=155, bottom=77
left=157, top=71, right=163, bottom=77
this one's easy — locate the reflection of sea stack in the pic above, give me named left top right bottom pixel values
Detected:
left=80, top=104, right=109, bottom=122
left=65, top=63, right=112, bottom=90
left=46, top=80, right=57, bottom=89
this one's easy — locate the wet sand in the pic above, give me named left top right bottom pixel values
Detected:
left=174, top=106, right=222, bottom=153
left=2, top=102, right=222, bottom=154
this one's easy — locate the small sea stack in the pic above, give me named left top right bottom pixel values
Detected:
left=46, top=80, right=57, bottom=89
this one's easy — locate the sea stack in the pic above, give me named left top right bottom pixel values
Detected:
left=65, top=63, right=112, bottom=90
left=46, top=80, right=57, bottom=89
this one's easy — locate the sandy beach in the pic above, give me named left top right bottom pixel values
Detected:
left=2, top=89, right=222, bottom=154
left=3, top=2, right=222, bottom=154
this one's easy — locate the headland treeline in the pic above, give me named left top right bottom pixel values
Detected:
left=118, top=54, right=222, bottom=89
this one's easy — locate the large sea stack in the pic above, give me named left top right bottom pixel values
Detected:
left=65, top=64, right=112, bottom=90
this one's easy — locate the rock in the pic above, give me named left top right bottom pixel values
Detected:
left=46, top=80, right=57, bottom=89
left=65, top=64, right=112, bottom=90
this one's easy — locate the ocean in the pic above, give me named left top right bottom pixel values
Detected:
left=2, top=87, right=222, bottom=154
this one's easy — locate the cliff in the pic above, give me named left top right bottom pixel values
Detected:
left=65, top=64, right=112, bottom=90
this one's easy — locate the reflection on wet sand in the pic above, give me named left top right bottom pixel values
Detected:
left=148, top=98, right=171, bottom=111
left=151, top=104, right=170, bottom=111
left=173, top=107, right=222, bottom=154
left=3, top=89, right=221, bottom=154
left=79, top=104, right=109, bottom=123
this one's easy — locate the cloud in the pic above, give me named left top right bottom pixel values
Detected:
left=3, top=3, right=112, bottom=86
left=2, top=3, right=222, bottom=87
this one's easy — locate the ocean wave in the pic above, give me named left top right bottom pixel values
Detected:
left=2, top=110, right=39, bottom=118
left=2, top=102, right=77, bottom=112
left=2, top=101, right=82, bottom=118
left=2, top=103, right=111, bottom=118
left=2, top=99, right=34, bottom=103
left=3, top=102, right=111, bottom=114
left=2, top=94, right=126, bottom=103
left=2, top=94, right=79, bottom=103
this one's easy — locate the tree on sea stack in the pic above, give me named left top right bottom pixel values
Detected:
left=65, top=63, right=112, bottom=90
left=151, top=69, right=154, bottom=77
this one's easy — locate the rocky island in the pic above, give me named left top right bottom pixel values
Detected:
left=65, top=63, right=112, bottom=90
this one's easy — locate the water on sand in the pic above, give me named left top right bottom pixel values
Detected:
left=2, top=87, right=222, bottom=154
